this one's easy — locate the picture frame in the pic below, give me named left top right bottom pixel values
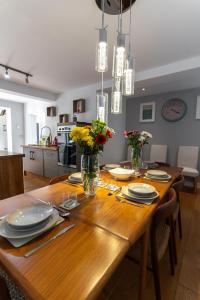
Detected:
left=196, top=96, right=200, bottom=119
left=139, top=102, right=156, bottom=122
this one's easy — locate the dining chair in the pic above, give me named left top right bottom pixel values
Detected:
left=127, top=188, right=177, bottom=300
left=0, top=266, right=25, bottom=300
left=150, top=144, right=168, bottom=163
left=172, top=175, right=184, bottom=240
left=49, top=174, right=69, bottom=185
left=177, top=146, right=199, bottom=193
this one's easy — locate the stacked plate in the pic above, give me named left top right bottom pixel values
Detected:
left=0, top=204, right=59, bottom=240
left=143, top=161, right=158, bottom=169
left=68, top=172, right=82, bottom=183
left=103, top=164, right=120, bottom=171
left=121, top=183, right=159, bottom=204
left=145, top=170, right=172, bottom=181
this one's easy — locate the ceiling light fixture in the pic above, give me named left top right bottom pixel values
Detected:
left=0, top=64, right=33, bottom=84
left=123, top=0, right=135, bottom=96
left=96, top=0, right=108, bottom=123
left=4, top=68, right=10, bottom=79
left=95, top=0, right=108, bottom=72
left=111, top=0, right=125, bottom=114
left=95, top=0, right=136, bottom=117
left=25, top=75, right=29, bottom=84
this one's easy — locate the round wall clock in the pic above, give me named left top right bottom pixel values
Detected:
left=161, top=98, right=187, bottom=122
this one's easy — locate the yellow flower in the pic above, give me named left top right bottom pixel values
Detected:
left=70, top=127, right=81, bottom=140
left=86, top=136, right=94, bottom=147
left=80, top=128, right=90, bottom=140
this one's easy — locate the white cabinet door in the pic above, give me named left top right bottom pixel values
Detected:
left=43, top=150, right=58, bottom=178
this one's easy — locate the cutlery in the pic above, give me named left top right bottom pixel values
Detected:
left=116, top=195, right=144, bottom=208
left=59, top=212, right=70, bottom=218
left=64, top=180, right=82, bottom=187
left=107, top=187, right=122, bottom=196
left=24, top=224, right=76, bottom=258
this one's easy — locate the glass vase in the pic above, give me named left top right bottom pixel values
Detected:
left=131, top=147, right=141, bottom=171
left=81, top=154, right=100, bottom=197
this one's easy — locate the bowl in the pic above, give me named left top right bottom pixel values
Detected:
left=109, top=168, right=134, bottom=180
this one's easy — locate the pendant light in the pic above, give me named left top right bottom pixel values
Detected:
left=96, top=73, right=108, bottom=123
left=111, top=0, right=126, bottom=114
left=112, top=7, right=126, bottom=78
left=123, top=0, right=135, bottom=96
left=111, top=77, right=122, bottom=114
left=96, top=1, right=108, bottom=123
left=95, top=0, right=108, bottom=72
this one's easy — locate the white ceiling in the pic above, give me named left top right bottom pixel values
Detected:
left=0, top=0, right=200, bottom=94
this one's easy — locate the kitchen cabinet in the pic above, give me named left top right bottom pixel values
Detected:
left=23, top=147, right=43, bottom=176
left=0, top=151, right=24, bottom=200
left=43, top=150, right=58, bottom=178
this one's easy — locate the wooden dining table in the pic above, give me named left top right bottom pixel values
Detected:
left=0, top=167, right=182, bottom=300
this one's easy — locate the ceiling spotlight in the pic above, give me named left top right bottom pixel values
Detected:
left=25, top=75, right=29, bottom=84
left=4, top=68, right=10, bottom=79
left=142, top=88, right=146, bottom=91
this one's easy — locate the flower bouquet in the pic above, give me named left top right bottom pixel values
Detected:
left=70, top=120, right=114, bottom=196
left=123, top=130, right=152, bottom=170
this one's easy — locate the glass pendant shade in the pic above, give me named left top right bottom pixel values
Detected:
left=112, top=33, right=126, bottom=78
left=111, top=77, right=122, bottom=114
left=96, top=92, right=108, bottom=123
left=95, top=28, right=108, bottom=72
left=123, top=56, right=135, bottom=96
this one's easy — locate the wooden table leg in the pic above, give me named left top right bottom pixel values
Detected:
left=138, top=226, right=149, bottom=300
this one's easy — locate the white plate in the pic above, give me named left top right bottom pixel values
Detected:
left=128, top=183, right=156, bottom=195
left=122, top=186, right=159, bottom=203
left=7, top=204, right=53, bottom=228
left=145, top=173, right=172, bottom=181
left=147, top=170, right=168, bottom=177
left=0, top=210, right=59, bottom=239
left=109, top=168, right=134, bottom=180
left=68, top=173, right=82, bottom=183
left=70, top=172, right=82, bottom=179
left=8, top=218, right=49, bottom=232
left=105, top=164, right=120, bottom=169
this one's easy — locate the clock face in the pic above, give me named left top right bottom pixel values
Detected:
left=161, top=98, right=187, bottom=122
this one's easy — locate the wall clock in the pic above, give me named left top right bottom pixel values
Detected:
left=161, top=98, right=187, bottom=122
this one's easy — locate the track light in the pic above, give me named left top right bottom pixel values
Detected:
left=0, top=64, right=32, bottom=84
left=25, top=75, right=29, bottom=84
left=4, top=68, right=10, bottom=79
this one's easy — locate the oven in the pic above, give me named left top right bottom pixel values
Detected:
left=57, top=125, right=76, bottom=168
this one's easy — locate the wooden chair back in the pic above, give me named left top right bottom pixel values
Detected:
left=49, top=174, right=69, bottom=185
left=152, top=188, right=177, bottom=228
left=172, top=175, right=184, bottom=193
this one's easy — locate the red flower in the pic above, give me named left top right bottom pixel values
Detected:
left=123, top=130, right=128, bottom=136
left=106, top=129, right=112, bottom=138
left=96, top=133, right=107, bottom=145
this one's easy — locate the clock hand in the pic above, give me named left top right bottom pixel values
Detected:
left=171, top=108, right=180, bottom=114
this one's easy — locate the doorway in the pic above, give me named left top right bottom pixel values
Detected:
left=0, top=107, right=12, bottom=151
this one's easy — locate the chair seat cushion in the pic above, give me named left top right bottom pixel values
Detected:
left=0, top=266, right=25, bottom=299
left=182, top=167, right=199, bottom=177
left=127, top=223, right=170, bottom=265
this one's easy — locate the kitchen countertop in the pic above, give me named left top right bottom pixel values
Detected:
left=22, top=145, right=58, bottom=151
left=0, top=151, right=25, bottom=159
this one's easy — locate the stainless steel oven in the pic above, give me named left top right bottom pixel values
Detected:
left=57, top=125, right=76, bottom=168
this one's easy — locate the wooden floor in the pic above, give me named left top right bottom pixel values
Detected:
left=24, top=174, right=200, bottom=300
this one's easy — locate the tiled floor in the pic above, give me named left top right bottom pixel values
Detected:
left=24, top=173, right=200, bottom=300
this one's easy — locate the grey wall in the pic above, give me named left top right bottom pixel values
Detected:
left=0, top=99, right=24, bottom=153
left=57, top=81, right=127, bottom=164
left=126, top=87, right=200, bottom=170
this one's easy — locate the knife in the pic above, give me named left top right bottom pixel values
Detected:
left=24, top=224, right=76, bottom=258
